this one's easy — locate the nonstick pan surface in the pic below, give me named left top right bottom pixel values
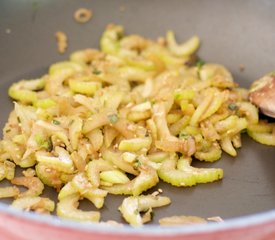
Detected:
left=0, top=0, right=274, bottom=239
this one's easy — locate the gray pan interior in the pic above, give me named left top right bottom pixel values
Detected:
left=0, top=0, right=274, bottom=225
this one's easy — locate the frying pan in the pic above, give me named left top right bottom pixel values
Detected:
left=0, top=0, right=275, bottom=239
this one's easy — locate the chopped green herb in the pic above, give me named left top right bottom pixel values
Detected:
left=46, top=137, right=53, bottom=152
left=196, top=59, right=205, bottom=79
left=108, top=114, right=119, bottom=124
left=17, top=117, right=21, bottom=123
left=5, top=129, right=11, bottom=133
left=52, top=119, right=61, bottom=125
left=228, top=103, right=238, bottom=111
left=69, top=119, right=74, bottom=126
left=93, top=69, right=102, bottom=75
left=134, top=159, right=142, bottom=170
left=236, top=111, right=242, bottom=118
left=150, top=100, right=156, bottom=105
left=179, top=132, right=189, bottom=140
left=116, top=31, right=124, bottom=40
left=196, top=59, right=205, bottom=69
left=174, top=92, right=182, bottom=101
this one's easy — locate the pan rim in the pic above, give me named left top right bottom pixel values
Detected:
left=0, top=202, right=274, bottom=236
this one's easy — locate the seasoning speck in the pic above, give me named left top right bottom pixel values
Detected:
left=239, top=64, right=245, bottom=72
left=119, top=5, right=126, bottom=12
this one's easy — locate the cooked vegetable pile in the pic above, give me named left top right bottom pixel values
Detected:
left=0, top=24, right=274, bottom=226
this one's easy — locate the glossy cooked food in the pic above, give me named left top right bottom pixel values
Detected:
left=249, top=72, right=275, bottom=118
left=0, top=24, right=274, bottom=226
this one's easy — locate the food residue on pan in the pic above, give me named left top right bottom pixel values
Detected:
left=207, top=216, right=224, bottom=222
left=119, top=5, right=126, bottom=12
left=74, top=8, right=93, bottom=23
left=157, top=37, right=166, bottom=46
left=239, top=64, right=245, bottom=72
left=159, top=215, right=208, bottom=226
left=159, top=215, right=224, bottom=226
left=55, top=31, right=68, bottom=54
left=5, top=28, right=11, bottom=34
